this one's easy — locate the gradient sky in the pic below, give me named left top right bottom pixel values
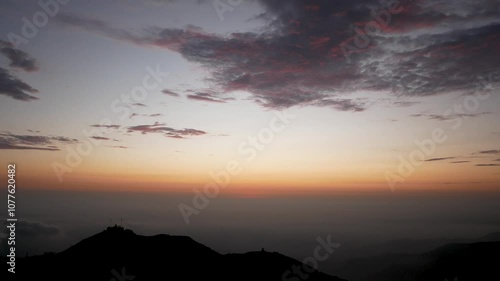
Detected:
left=1, top=0, right=499, bottom=194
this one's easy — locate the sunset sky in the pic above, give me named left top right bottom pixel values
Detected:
left=2, top=2, right=500, bottom=270
left=1, top=0, right=499, bottom=194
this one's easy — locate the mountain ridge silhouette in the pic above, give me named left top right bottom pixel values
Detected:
left=7, top=226, right=347, bottom=281
left=335, top=240, right=500, bottom=281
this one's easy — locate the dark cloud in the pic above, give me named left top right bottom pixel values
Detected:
left=187, top=92, right=226, bottom=103
left=425, top=157, right=456, bottom=162
left=0, top=67, right=39, bottom=101
left=0, top=41, right=39, bottom=101
left=90, top=136, right=119, bottom=142
left=313, top=98, right=366, bottom=112
left=0, top=40, right=38, bottom=72
left=450, top=161, right=470, bottom=164
left=130, top=113, right=163, bottom=118
left=0, top=132, right=78, bottom=151
left=161, top=89, right=180, bottom=97
left=127, top=122, right=206, bottom=139
left=127, top=122, right=174, bottom=135
left=476, top=164, right=500, bottom=167
left=479, top=150, right=500, bottom=155
left=411, top=112, right=490, bottom=121
left=391, top=101, right=420, bottom=107
left=108, top=145, right=128, bottom=149
left=0, top=142, right=59, bottom=151
left=440, top=181, right=483, bottom=185
left=56, top=0, right=500, bottom=110
left=132, top=102, right=147, bottom=107
left=90, top=124, right=121, bottom=129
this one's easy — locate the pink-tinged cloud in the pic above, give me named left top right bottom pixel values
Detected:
left=127, top=122, right=206, bottom=139
left=187, top=92, right=226, bottom=103
left=56, top=0, right=500, bottom=111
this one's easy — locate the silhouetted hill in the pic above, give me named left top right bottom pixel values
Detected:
left=341, top=231, right=500, bottom=260
left=476, top=232, right=500, bottom=242
left=7, top=226, right=347, bottom=281
left=336, top=240, right=500, bottom=281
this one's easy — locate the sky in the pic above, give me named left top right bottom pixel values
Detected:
left=1, top=0, right=500, bottom=271
left=0, top=0, right=499, bottom=194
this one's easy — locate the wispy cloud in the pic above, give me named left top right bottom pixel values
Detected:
left=391, top=101, right=421, bottom=107
left=161, top=89, right=180, bottom=97
left=0, top=132, right=78, bottom=151
left=127, top=122, right=206, bottom=139
left=479, top=150, right=500, bottom=155
left=130, top=113, right=163, bottom=118
left=0, top=67, right=39, bottom=101
left=0, top=40, right=38, bottom=72
left=90, top=124, right=121, bottom=129
left=108, top=145, right=128, bottom=149
left=0, top=142, right=59, bottom=151
left=0, top=41, right=40, bottom=101
left=187, top=92, right=226, bottom=103
left=425, top=157, right=456, bottom=162
left=312, top=98, right=366, bottom=112
left=411, top=112, right=490, bottom=121
left=90, top=136, right=119, bottom=142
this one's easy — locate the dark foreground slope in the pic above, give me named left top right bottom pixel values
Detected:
left=7, top=226, right=346, bottom=281
left=336, top=241, right=500, bottom=281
